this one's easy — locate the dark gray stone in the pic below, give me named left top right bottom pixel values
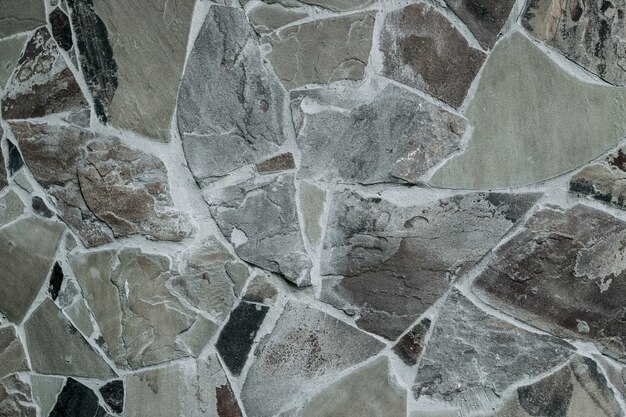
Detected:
left=443, top=0, right=516, bottom=48
left=393, top=318, right=431, bottom=367
left=49, top=378, right=108, bottom=417
left=100, top=380, right=124, bottom=414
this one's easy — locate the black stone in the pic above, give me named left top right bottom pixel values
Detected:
left=49, top=378, right=108, bottom=417
left=216, top=301, right=269, bottom=375
left=99, top=380, right=124, bottom=414
left=7, top=140, right=24, bottom=175
left=32, top=196, right=54, bottom=218
left=0, top=149, right=6, bottom=191
left=49, top=7, right=73, bottom=51
left=49, top=262, right=64, bottom=301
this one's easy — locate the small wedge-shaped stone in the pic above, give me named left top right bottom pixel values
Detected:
left=1, top=27, right=89, bottom=120
left=491, top=355, right=622, bottom=417
left=431, top=33, right=626, bottom=189
left=320, top=190, right=541, bottom=339
left=380, top=3, right=486, bottom=108
left=570, top=149, right=626, bottom=209
left=523, top=0, right=626, bottom=86
left=0, top=190, right=25, bottom=226
left=443, top=0, right=516, bottom=48
left=0, top=216, right=65, bottom=323
left=291, top=80, right=466, bottom=184
left=0, top=0, right=46, bottom=37
left=25, top=299, right=115, bottom=378
left=414, top=290, right=574, bottom=416
left=241, top=301, right=385, bottom=417
left=473, top=204, right=626, bottom=362
left=178, top=5, right=291, bottom=181
left=265, top=12, right=375, bottom=89
left=0, top=374, right=36, bottom=417
left=0, top=327, right=28, bottom=378
left=0, top=34, right=28, bottom=89
left=49, top=378, right=108, bottom=417
left=208, top=174, right=312, bottom=287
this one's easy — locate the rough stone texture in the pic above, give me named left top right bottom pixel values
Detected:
left=24, top=299, right=115, bottom=379
left=244, top=2, right=309, bottom=33
left=393, top=318, right=431, bottom=367
left=380, top=3, right=486, bottom=108
left=256, top=153, right=296, bottom=173
left=0, top=374, right=36, bottom=417
left=31, top=375, right=64, bottom=417
left=243, top=274, right=278, bottom=305
left=523, top=0, right=626, bottom=86
left=443, top=0, right=516, bottom=48
left=178, top=5, right=291, bottom=182
left=291, top=81, right=466, bottom=185
left=49, top=378, right=108, bottom=417
left=320, top=190, right=541, bottom=339
left=0, top=0, right=46, bottom=37
left=264, top=12, right=375, bottom=89
left=0, top=34, right=28, bottom=90
left=64, top=298, right=95, bottom=337
left=0, top=216, right=65, bottom=323
left=570, top=149, right=626, bottom=209
left=0, top=326, right=28, bottom=378
left=298, top=181, right=325, bottom=247
left=100, top=380, right=124, bottom=414
left=414, top=290, right=575, bottom=416
left=1, top=27, right=89, bottom=120
left=431, top=32, right=626, bottom=189
left=241, top=301, right=385, bottom=417
left=208, top=174, right=312, bottom=287
left=474, top=204, right=626, bottom=362
left=0, top=190, right=24, bottom=226
left=49, top=7, right=73, bottom=51
left=179, top=316, right=219, bottom=357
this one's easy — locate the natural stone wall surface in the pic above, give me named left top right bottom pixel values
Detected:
left=1, top=1, right=626, bottom=416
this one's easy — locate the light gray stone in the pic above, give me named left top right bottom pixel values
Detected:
left=431, top=33, right=626, bottom=189
left=178, top=316, right=219, bottom=357
left=0, top=0, right=47, bottom=37
left=291, top=81, right=466, bottom=184
left=0, top=326, right=28, bottom=378
left=0, top=34, right=27, bottom=90
left=31, top=375, right=64, bottom=417
left=64, top=299, right=95, bottom=337
left=177, top=5, right=291, bottom=182
left=298, top=181, right=325, bottom=247
left=0, top=190, right=24, bottom=226
left=241, top=301, right=384, bottom=417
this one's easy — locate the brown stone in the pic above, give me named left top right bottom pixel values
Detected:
left=443, top=0, right=516, bottom=48
left=256, top=153, right=296, bottom=173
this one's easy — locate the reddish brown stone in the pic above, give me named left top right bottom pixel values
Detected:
left=256, top=153, right=295, bottom=173
left=216, top=384, right=243, bottom=417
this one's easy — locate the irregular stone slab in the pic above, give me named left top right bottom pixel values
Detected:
left=243, top=274, right=278, bottom=305
left=241, top=301, right=385, bottom=417
left=64, top=298, right=95, bottom=337
left=244, top=2, right=309, bottom=33
left=414, top=290, right=574, bottom=415
left=380, top=3, right=486, bottom=108
left=393, top=318, right=431, bottom=367
left=570, top=149, right=626, bottom=209
left=178, top=5, right=291, bottom=181
left=523, top=0, right=626, bottom=86
left=298, top=181, right=325, bottom=247
left=6, top=140, right=24, bottom=175
left=24, top=299, right=115, bottom=378
left=0, top=216, right=65, bottom=323
left=0, top=374, right=36, bottom=417
left=0, top=327, right=28, bottom=378
left=32, top=196, right=54, bottom=218
left=256, top=153, right=296, bottom=173
left=0, top=190, right=24, bottom=226
left=49, top=378, right=108, bottom=417
left=291, top=81, right=466, bottom=184
left=320, top=190, right=541, bottom=339
left=431, top=33, right=626, bottom=189
left=0, top=34, right=28, bottom=89
left=0, top=0, right=47, bottom=37
left=178, top=316, right=219, bottom=357
left=490, top=356, right=622, bottom=417
left=208, top=174, right=312, bottom=287
left=265, top=12, right=375, bottom=89
left=1, top=27, right=89, bottom=120
left=100, top=380, right=124, bottom=414
left=31, top=375, right=64, bottom=417
left=473, top=204, right=626, bottom=362
left=216, top=301, right=269, bottom=375
left=49, top=7, right=73, bottom=51
left=443, top=0, right=516, bottom=48
left=70, top=248, right=197, bottom=369
left=48, top=261, right=64, bottom=300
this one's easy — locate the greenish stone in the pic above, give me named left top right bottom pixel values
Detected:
left=298, top=182, right=325, bottom=247
left=64, top=299, right=95, bottom=337
left=0, top=34, right=27, bottom=89
left=0, top=0, right=47, bottom=37
left=431, top=32, right=626, bottom=189
left=31, top=375, right=64, bottom=417
left=0, top=190, right=24, bottom=226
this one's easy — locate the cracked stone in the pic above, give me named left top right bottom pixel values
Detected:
left=298, top=181, right=325, bottom=247
left=7, top=139, right=24, bottom=175
left=291, top=80, right=466, bottom=185
left=241, top=301, right=384, bottom=417
left=0, top=34, right=28, bottom=90
left=24, top=299, right=115, bottom=378
left=49, top=7, right=73, bottom=51
left=1, top=27, right=90, bottom=120
left=49, top=378, right=108, bottom=417
left=570, top=150, right=626, bottom=209
left=431, top=32, right=626, bottom=189
left=473, top=204, right=626, bottom=362
left=0, top=374, right=36, bottom=417
left=256, top=153, right=296, bottom=173
left=31, top=375, right=64, bottom=417
left=100, top=380, right=124, bottom=414
left=0, top=0, right=46, bottom=37
left=320, top=190, right=541, bottom=339
left=393, top=318, right=431, bottom=367
left=0, top=326, right=28, bottom=379
left=264, top=11, right=375, bottom=89
left=0, top=216, right=65, bottom=323
left=177, top=5, right=291, bottom=181
left=413, top=290, right=574, bottom=416
left=207, top=174, right=312, bottom=287
left=0, top=190, right=24, bottom=226
left=443, top=0, right=516, bottom=48
left=380, top=3, right=486, bottom=108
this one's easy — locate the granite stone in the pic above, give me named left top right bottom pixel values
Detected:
left=256, top=153, right=296, bottom=173
left=64, top=298, right=95, bottom=337
left=100, top=380, right=124, bottom=414
left=0, top=374, right=36, bottom=417
left=298, top=181, right=325, bottom=247
left=6, top=140, right=24, bottom=176
left=243, top=274, right=278, bottom=305
left=32, top=196, right=54, bottom=218
left=570, top=149, right=626, bottom=209
left=48, top=261, right=64, bottom=300
left=31, top=375, right=64, bottom=417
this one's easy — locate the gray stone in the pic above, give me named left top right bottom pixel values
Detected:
left=264, top=12, right=375, bottom=89
left=0, top=374, right=36, bottom=417
left=245, top=2, right=309, bottom=33
left=0, top=190, right=24, bottom=226
left=473, top=204, right=626, bottom=362
left=380, top=3, right=486, bottom=108
left=0, top=0, right=47, bottom=37
left=0, top=326, right=28, bottom=378
left=570, top=150, right=626, bottom=209
left=592, top=354, right=626, bottom=401
left=241, top=301, right=384, bottom=417
left=320, top=190, right=541, bottom=339
left=443, top=0, right=516, bottom=48
left=31, top=375, right=64, bottom=417
left=0, top=216, right=65, bottom=323
left=13, top=171, right=33, bottom=193
left=431, top=33, right=626, bottom=189
left=24, top=299, right=115, bottom=378
left=243, top=274, right=278, bottom=305
left=0, top=34, right=27, bottom=89
left=178, top=316, right=219, bottom=357
left=64, top=299, right=95, bottom=337
left=413, top=290, right=574, bottom=416
left=298, top=181, right=325, bottom=247
left=177, top=5, right=291, bottom=182
left=291, top=81, right=466, bottom=184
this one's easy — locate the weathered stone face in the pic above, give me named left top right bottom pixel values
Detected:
left=49, top=8, right=73, bottom=51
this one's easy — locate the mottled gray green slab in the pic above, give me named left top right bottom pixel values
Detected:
left=0, top=34, right=27, bottom=89
left=31, top=375, right=64, bottom=417
left=0, top=190, right=24, bottom=226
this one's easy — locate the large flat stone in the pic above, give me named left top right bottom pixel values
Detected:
left=264, top=12, right=375, bottom=89
left=0, top=216, right=65, bottom=323
left=241, top=301, right=384, bottom=417
left=443, top=0, right=516, bottom=48
left=0, top=326, right=28, bottom=378
left=0, top=0, right=46, bottom=37
left=380, top=3, right=486, bottom=108
left=431, top=32, right=626, bottom=189
left=473, top=204, right=626, bottom=362
left=414, top=290, right=574, bottom=415
left=291, top=81, right=466, bottom=185
left=320, top=190, right=541, bottom=339
left=177, top=5, right=291, bottom=182
left=0, top=34, right=28, bottom=89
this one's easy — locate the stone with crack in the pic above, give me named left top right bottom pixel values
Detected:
left=241, top=301, right=385, bottom=417
left=291, top=81, right=466, bottom=185
left=413, top=290, right=575, bottom=416
left=0, top=327, right=29, bottom=379
left=443, top=0, right=516, bottom=48
left=320, top=190, right=541, bottom=339
left=178, top=5, right=291, bottom=182
left=473, top=204, right=626, bottom=362
left=380, top=3, right=486, bottom=108
left=570, top=148, right=626, bottom=209
left=0, top=374, right=36, bottom=417
left=0, top=0, right=46, bottom=37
